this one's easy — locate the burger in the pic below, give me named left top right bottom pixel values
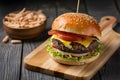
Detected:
left=46, top=13, right=103, bottom=65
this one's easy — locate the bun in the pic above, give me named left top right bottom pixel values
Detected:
left=52, top=13, right=101, bottom=37
left=49, top=52, right=100, bottom=65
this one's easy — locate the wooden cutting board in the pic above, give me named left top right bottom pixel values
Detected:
left=24, top=16, right=120, bottom=80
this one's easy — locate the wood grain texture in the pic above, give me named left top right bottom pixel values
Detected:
left=85, top=0, right=120, bottom=80
left=85, top=0, right=120, bottom=21
left=24, top=16, right=120, bottom=80
left=115, top=0, right=120, bottom=33
left=0, top=1, right=24, bottom=80
left=0, top=33, right=22, bottom=80
left=115, top=0, right=120, bottom=14
left=21, top=0, right=63, bottom=80
left=0, top=32, right=22, bottom=80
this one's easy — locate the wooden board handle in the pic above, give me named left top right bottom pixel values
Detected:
left=98, top=16, right=120, bottom=39
left=99, top=16, right=117, bottom=31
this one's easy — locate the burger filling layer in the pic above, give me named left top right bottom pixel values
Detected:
left=46, top=44, right=103, bottom=61
left=51, top=35, right=99, bottom=53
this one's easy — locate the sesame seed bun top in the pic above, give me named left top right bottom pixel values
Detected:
left=52, top=13, right=101, bottom=37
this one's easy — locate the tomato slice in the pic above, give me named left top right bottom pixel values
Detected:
left=48, top=30, right=90, bottom=41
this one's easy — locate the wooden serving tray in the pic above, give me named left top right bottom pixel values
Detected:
left=24, top=16, right=120, bottom=80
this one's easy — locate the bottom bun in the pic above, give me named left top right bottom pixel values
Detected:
left=49, top=53, right=100, bottom=65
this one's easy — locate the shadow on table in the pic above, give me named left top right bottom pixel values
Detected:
left=22, top=28, right=50, bottom=43
left=113, top=22, right=120, bottom=33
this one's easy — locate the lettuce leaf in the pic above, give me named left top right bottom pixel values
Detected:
left=46, top=44, right=103, bottom=62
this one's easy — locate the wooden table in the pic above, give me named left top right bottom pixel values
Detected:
left=0, top=0, right=120, bottom=80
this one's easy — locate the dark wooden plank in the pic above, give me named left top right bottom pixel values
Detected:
left=56, top=0, right=77, bottom=15
left=115, top=0, right=120, bottom=13
left=56, top=0, right=86, bottom=15
left=85, top=0, right=120, bottom=80
left=99, top=49, right=120, bottom=80
left=21, top=0, right=64, bottom=80
left=114, top=0, right=120, bottom=33
left=85, top=0, right=120, bottom=21
left=0, top=1, right=25, bottom=80
left=0, top=41, right=22, bottom=80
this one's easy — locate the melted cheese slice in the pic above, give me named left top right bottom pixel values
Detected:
left=51, top=35, right=71, bottom=46
left=76, top=38, right=94, bottom=47
left=51, top=35, right=94, bottom=48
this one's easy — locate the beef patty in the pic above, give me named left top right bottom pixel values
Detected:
left=52, top=38, right=99, bottom=53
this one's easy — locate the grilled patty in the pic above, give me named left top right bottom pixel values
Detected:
left=52, top=38, right=99, bottom=53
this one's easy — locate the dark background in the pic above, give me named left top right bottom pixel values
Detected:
left=0, top=0, right=120, bottom=80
